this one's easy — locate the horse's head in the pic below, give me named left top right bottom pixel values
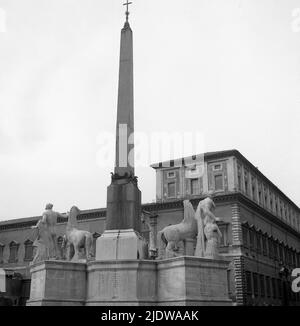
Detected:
left=183, top=200, right=195, bottom=223
left=70, top=206, right=80, bottom=215
left=68, top=206, right=81, bottom=224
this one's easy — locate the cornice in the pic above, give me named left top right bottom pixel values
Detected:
left=0, top=192, right=299, bottom=239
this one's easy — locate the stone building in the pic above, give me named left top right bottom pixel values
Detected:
left=0, top=149, right=299, bottom=306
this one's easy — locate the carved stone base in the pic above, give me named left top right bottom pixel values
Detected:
left=86, top=257, right=231, bottom=306
left=96, top=229, right=148, bottom=260
left=26, top=257, right=232, bottom=306
left=26, top=261, right=86, bottom=306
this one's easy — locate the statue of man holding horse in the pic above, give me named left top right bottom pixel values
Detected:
left=32, top=203, right=68, bottom=260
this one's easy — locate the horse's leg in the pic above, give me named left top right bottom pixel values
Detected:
left=166, top=241, right=178, bottom=258
left=73, top=243, right=80, bottom=261
left=157, top=231, right=167, bottom=259
left=85, top=235, right=93, bottom=259
left=68, top=243, right=75, bottom=261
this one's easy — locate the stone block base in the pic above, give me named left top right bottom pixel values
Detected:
left=157, top=257, right=232, bottom=306
left=27, top=257, right=232, bottom=306
left=26, top=261, right=86, bottom=306
left=86, top=256, right=231, bottom=306
left=96, top=229, right=147, bottom=260
left=86, top=260, right=157, bottom=306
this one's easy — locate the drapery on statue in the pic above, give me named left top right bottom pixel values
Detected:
left=158, top=200, right=197, bottom=259
left=31, top=219, right=49, bottom=264
left=194, top=196, right=222, bottom=258
left=63, top=206, right=93, bottom=262
left=203, top=213, right=222, bottom=258
left=31, top=203, right=67, bottom=261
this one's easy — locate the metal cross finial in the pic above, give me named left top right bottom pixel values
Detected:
left=123, top=0, right=133, bottom=22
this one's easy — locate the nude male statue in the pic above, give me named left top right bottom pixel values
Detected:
left=32, top=203, right=68, bottom=259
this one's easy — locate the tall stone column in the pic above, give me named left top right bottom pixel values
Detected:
left=96, top=20, right=145, bottom=261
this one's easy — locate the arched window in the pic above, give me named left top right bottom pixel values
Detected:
left=24, top=240, right=34, bottom=261
left=0, top=243, right=4, bottom=264
left=9, top=241, right=19, bottom=263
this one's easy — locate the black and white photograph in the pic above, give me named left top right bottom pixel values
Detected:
left=0, top=0, right=299, bottom=311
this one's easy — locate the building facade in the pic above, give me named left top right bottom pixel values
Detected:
left=0, top=149, right=299, bottom=306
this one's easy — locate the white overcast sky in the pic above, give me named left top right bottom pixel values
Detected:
left=0, top=0, right=299, bottom=220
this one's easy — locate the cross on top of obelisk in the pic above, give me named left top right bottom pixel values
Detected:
left=123, top=0, right=133, bottom=23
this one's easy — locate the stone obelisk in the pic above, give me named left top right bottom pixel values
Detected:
left=96, top=5, right=145, bottom=260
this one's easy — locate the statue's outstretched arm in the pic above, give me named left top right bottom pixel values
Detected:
left=57, top=212, right=69, bottom=219
left=32, top=218, right=43, bottom=229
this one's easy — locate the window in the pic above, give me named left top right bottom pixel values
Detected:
left=279, top=244, right=284, bottom=262
left=237, top=165, right=242, bottom=191
left=190, top=179, right=200, bottom=195
left=249, top=229, right=255, bottom=250
left=260, top=275, right=265, bottom=297
left=9, top=241, right=19, bottom=263
left=208, top=162, right=227, bottom=192
left=275, top=198, right=278, bottom=215
left=268, top=238, right=274, bottom=259
left=244, top=171, right=249, bottom=195
left=272, top=278, right=277, bottom=299
left=284, top=246, right=288, bottom=265
left=256, top=233, right=262, bottom=254
left=253, top=273, right=258, bottom=296
left=242, top=227, right=248, bottom=248
left=251, top=177, right=256, bottom=201
left=286, top=206, right=290, bottom=224
left=292, top=250, right=296, bottom=267
left=288, top=249, right=292, bottom=265
left=24, top=240, right=34, bottom=261
left=219, top=224, right=228, bottom=247
left=213, top=164, right=222, bottom=171
left=258, top=187, right=262, bottom=205
left=262, top=236, right=267, bottom=256
left=264, top=186, right=268, bottom=208
left=167, top=171, right=175, bottom=179
left=279, top=201, right=283, bottom=218
left=273, top=241, right=278, bottom=261
left=167, top=182, right=176, bottom=198
left=266, top=277, right=271, bottom=297
left=0, top=244, right=4, bottom=263
left=277, top=279, right=282, bottom=299
left=246, top=271, right=252, bottom=294
left=214, top=174, right=224, bottom=191
left=270, top=194, right=273, bottom=211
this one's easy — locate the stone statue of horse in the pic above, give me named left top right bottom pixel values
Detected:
left=158, top=200, right=197, bottom=258
left=63, top=206, right=93, bottom=262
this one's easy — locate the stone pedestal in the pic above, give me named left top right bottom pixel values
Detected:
left=184, top=238, right=196, bottom=256
left=26, top=261, right=86, bottom=306
left=106, top=178, right=141, bottom=232
left=86, top=260, right=157, bottom=306
left=96, top=229, right=148, bottom=260
left=157, top=257, right=232, bottom=305
left=86, top=256, right=231, bottom=306
left=26, top=257, right=232, bottom=306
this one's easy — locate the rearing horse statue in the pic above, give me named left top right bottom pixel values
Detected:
left=158, top=200, right=197, bottom=258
